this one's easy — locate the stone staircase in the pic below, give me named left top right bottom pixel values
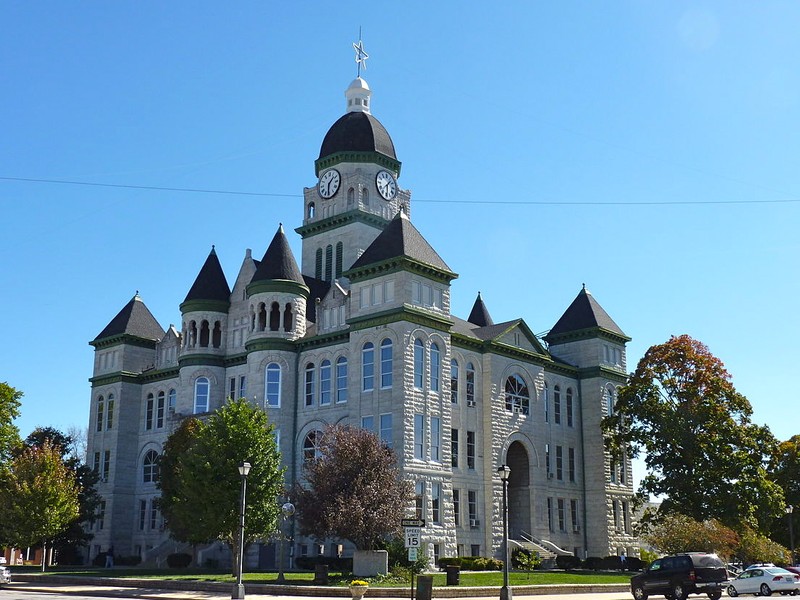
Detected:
left=512, top=531, right=573, bottom=568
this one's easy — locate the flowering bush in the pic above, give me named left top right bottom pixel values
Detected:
left=350, top=580, right=369, bottom=587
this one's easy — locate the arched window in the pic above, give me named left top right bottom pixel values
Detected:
left=543, top=382, right=550, bottom=422
left=380, top=338, right=393, bottom=389
left=362, top=342, right=374, bottom=391
left=156, top=391, right=165, bottom=428
left=336, top=356, right=348, bottom=403
left=269, top=302, right=280, bottom=331
left=554, top=385, right=562, bottom=424
left=199, top=320, right=210, bottom=347
left=265, top=363, right=281, bottom=407
left=146, top=393, right=155, bottom=430
left=505, top=373, right=529, bottom=415
left=320, top=360, right=332, bottom=405
left=363, top=187, right=370, bottom=206
left=308, top=201, right=315, bottom=219
left=212, top=321, right=222, bottom=348
left=566, top=388, right=574, bottom=427
left=430, top=343, right=441, bottom=392
left=189, top=321, right=197, bottom=347
left=143, top=450, right=159, bottom=483
left=305, top=363, right=315, bottom=406
left=106, top=393, right=114, bottom=430
left=96, top=396, right=105, bottom=432
left=466, top=362, right=475, bottom=406
left=347, top=187, right=355, bottom=206
left=450, top=359, right=459, bottom=404
left=168, top=388, right=176, bottom=412
left=258, top=303, right=267, bottom=331
left=325, top=245, right=333, bottom=282
left=303, top=430, right=322, bottom=462
left=283, top=303, right=293, bottom=332
left=335, top=242, right=343, bottom=279
left=315, top=248, right=323, bottom=280
left=414, top=339, right=425, bottom=389
left=605, top=385, right=616, bottom=416
left=194, top=377, right=209, bottom=414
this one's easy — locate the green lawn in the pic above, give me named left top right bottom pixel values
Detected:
left=15, top=566, right=632, bottom=587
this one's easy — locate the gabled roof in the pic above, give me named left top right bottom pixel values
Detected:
left=182, top=246, right=231, bottom=306
left=348, top=211, right=454, bottom=275
left=546, top=286, right=628, bottom=342
left=93, top=294, right=164, bottom=343
left=450, top=316, right=549, bottom=355
left=250, top=225, right=304, bottom=285
left=467, top=292, right=494, bottom=326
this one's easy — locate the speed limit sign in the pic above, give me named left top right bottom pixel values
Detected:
left=404, top=527, right=421, bottom=548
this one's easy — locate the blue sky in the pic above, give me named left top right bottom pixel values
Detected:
left=2, top=2, right=799, bottom=473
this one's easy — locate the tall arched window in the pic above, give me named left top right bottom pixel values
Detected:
left=414, top=339, right=425, bottom=389
left=380, top=338, right=393, bottom=389
left=143, top=450, right=159, bottom=483
left=283, top=303, right=293, bottom=332
left=194, top=377, right=209, bottom=413
left=199, top=320, right=210, bottom=347
left=543, top=382, right=550, bottom=422
left=336, top=356, right=348, bottom=403
left=212, top=321, right=222, bottom=348
left=106, top=393, right=114, bottom=430
left=96, top=396, right=105, bottom=432
left=362, top=342, right=374, bottom=391
left=303, top=431, right=322, bottom=462
left=466, top=362, right=475, bottom=406
left=335, top=242, right=344, bottom=279
left=265, top=363, right=281, bottom=407
left=450, top=359, right=459, bottom=404
left=146, top=393, right=155, bottom=430
left=258, top=304, right=267, bottom=331
left=566, top=388, right=574, bottom=427
left=430, top=343, right=441, bottom=392
left=168, top=388, right=176, bottom=412
left=554, top=385, right=562, bottom=424
left=605, top=385, right=616, bottom=416
left=156, top=391, right=165, bottom=428
left=269, top=302, right=280, bottom=331
left=304, top=363, right=316, bottom=406
left=308, top=201, right=315, bottom=219
left=315, top=248, right=323, bottom=280
left=325, top=245, right=333, bottom=281
left=505, top=373, right=529, bottom=415
left=320, top=360, right=332, bottom=405
left=347, top=187, right=355, bottom=206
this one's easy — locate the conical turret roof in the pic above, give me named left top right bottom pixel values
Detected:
left=92, top=294, right=165, bottom=343
left=251, top=225, right=304, bottom=284
left=546, top=286, right=628, bottom=342
left=181, top=246, right=231, bottom=312
left=467, top=292, right=494, bottom=327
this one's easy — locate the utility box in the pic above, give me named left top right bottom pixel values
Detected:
left=416, top=575, right=433, bottom=600
left=445, top=565, right=460, bottom=585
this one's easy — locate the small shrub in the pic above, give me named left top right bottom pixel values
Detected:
left=511, top=548, right=541, bottom=570
left=583, top=556, right=603, bottom=570
left=166, top=553, right=192, bottom=568
left=115, top=555, right=141, bottom=566
left=555, top=554, right=581, bottom=570
left=626, top=556, right=645, bottom=571
left=601, top=555, right=622, bottom=570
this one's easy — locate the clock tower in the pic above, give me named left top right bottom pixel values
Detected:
left=296, top=75, right=410, bottom=285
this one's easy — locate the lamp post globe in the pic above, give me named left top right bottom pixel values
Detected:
left=498, top=465, right=512, bottom=600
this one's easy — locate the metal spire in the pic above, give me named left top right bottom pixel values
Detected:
left=353, top=28, right=369, bottom=77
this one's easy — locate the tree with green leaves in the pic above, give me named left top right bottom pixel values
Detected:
left=768, top=435, right=800, bottom=550
left=293, top=424, right=413, bottom=551
left=604, top=335, right=782, bottom=531
left=22, top=427, right=101, bottom=564
left=0, top=382, right=22, bottom=464
left=157, top=398, right=284, bottom=573
left=641, top=512, right=739, bottom=559
left=0, top=440, right=80, bottom=570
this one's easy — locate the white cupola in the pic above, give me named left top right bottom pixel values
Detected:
left=345, top=77, right=372, bottom=114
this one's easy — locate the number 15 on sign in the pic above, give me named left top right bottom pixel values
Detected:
left=405, top=527, right=421, bottom=548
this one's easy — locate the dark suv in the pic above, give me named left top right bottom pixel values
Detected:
left=630, top=552, right=729, bottom=600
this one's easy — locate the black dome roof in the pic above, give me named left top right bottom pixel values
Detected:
left=318, top=111, right=396, bottom=161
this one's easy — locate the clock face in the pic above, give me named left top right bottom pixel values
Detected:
left=376, top=170, right=397, bottom=200
left=318, top=169, right=341, bottom=199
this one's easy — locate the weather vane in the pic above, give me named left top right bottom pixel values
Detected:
left=353, top=28, right=368, bottom=77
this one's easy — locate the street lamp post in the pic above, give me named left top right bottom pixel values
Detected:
left=788, top=506, right=795, bottom=566
left=277, top=501, right=295, bottom=583
left=498, top=465, right=512, bottom=600
left=232, top=461, right=251, bottom=600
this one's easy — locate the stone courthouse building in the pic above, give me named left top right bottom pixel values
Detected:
left=86, top=60, right=636, bottom=566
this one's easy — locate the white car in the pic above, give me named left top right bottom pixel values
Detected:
left=0, top=563, right=10, bottom=585
left=727, top=566, right=800, bottom=597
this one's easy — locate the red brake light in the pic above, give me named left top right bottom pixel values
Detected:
left=773, top=576, right=783, bottom=581
left=689, top=570, right=696, bottom=582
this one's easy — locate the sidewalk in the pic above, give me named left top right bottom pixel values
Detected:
left=8, top=574, right=631, bottom=599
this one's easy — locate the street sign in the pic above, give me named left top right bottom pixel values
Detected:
left=404, top=527, right=421, bottom=548
left=401, top=518, right=425, bottom=527
left=408, top=547, right=418, bottom=561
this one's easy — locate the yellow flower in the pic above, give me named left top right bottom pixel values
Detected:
left=350, top=580, right=369, bottom=587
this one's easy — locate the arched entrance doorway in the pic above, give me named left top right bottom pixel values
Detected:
left=506, top=441, right=531, bottom=540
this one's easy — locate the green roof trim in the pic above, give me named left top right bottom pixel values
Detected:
left=179, top=299, right=231, bottom=314
left=177, top=354, right=226, bottom=368
left=244, top=338, right=298, bottom=353
left=89, top=371, right=144, bottom=387
left=314, top=151, right=401, bottom=177
left=345, top=256, right=457, bottom=285
left=295, top=209, right=389, bottom=239
left=246, top=279, right=310, bottom=298
left=90, top=334, right=158, bottom=350
left=578, top=365, right=630, bottom=383
left=298, top=329, right=351, bottom=351
left=546, top=326, right=631, bottom=346
left=347, top=305, right=453, bottom=333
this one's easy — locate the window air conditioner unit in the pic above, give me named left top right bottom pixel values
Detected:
left=470, top=519, right=479, bottom=528
left=573, top=526, right=581, bottom=533
left=512, top=406, right=520, bottom=413
left=547, top=473, right=554, bottom=479
left=467, top=400, right=476, bottom=407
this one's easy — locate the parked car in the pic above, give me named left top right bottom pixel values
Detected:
left=0, top=560, right=10, bottom=585
left=630, top=552, right=729, bottom=600
left=726, top=567, right=800, bottom=597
